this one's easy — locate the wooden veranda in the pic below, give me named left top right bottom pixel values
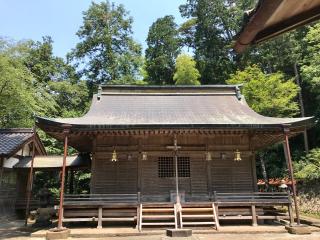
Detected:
left=60, top=191, right=293, bottom=230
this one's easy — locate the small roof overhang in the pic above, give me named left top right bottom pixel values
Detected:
left=13, top=154, right=91, bottom=169
left=0, top=128, right=46, bottom=159
left=234, top=0, right=320, bottom=53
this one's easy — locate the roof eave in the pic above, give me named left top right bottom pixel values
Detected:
left=234, top=0, right=320, bottom=53
left=36, top=116, right=315, bottom=132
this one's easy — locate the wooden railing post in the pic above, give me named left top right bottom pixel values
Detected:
left=97, top=207, right=102, bottom=229
left=251, top=205, right=257, bottom=226
left=57, top=127, right=70, bottom=230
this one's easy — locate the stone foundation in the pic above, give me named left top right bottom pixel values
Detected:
left=46, top=228, right=70, bottom=240
left=285, top=224, right=311, bottom=235
left=166, top=229, right=192, bottom=237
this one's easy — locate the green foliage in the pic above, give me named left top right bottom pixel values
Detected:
left=227, top=65, right=299, bottom=117
left=69, top=1, right=143, bottom=85
left=238, top=29, right=307, bottom=76
left=145, top=15, right=181, bottom=85
left=302, top=23, right=320, bottom=93
left=178, top=18, right=197, bottom=50
left=25, top=36, right=79, bottom=84
left=49, top=80, right=90, bottom=117
left=0, top=37, right=90, bottom=128
left=174, top=54, right=200, bottom=85
left=295, top=148, right=320, bottom=181
left=179, top=0, right=255, bottom=84
left=0, top=54, right=37, bottom=127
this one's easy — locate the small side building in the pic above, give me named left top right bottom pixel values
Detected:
left=0, top=128, right=46, bottom=216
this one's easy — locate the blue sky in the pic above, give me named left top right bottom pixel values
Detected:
left=0, top=0, right=185, bottom=58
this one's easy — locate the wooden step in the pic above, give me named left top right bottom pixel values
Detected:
left=182, top=214, right=214, bottom=218
left=142, top=215, right=175, bottom=219
left=182, top=208, right=213, bottom=212
left=138, top=204, right=177, bottom=231
left=141, top=222, right=176, bottom=226
left=63, top=218, right=95, bottom=222
left=180, top=203, right=219, bottom=230
left=101, top=217, right=135, bottom=221
left=182, top=222, right=217, bottom=225
left=219, top=216, right=252, bottom=220
left=142, top=208, right=174, bottom=213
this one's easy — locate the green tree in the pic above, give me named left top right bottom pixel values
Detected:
left=227, top=65, right=299, bottom=117
left=178, top=18, right=197, bottom=50
left=0, top=54, right=37, bottom=127
left=145, top=15, right=181, bottom=85
left=69, top=1, right=142, bottom=84
left=25, top=36, right=79, bottom=84
left=49, top=80, right=90, bottom=117
left=300, top=23, right=320, bottom=146
left=301, top=23, right=320, bottom=93
left=179, top=0, right=255, bottom=84
left=174, top=54, right=200, bottom=85
left=295, top=148, right=320, bottom=181
left=238, top=29, right=308, bottom=77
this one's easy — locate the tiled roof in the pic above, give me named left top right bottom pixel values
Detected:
left=36, top=85, right=313, bottom=130
left=0, top=129, right=33, bottom=157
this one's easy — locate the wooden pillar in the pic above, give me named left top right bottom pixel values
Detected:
left=283, top=127, right=300, bottom=225
left=90, top=137, right=97, bottom=193
left=248, top=131, right=258, bottom=192
left=57, top=128, right=70, bottom=230
left=206, top=159, right=212, bottom=200
left=137, top=138, right=142, bottom=193
left=24, top=126, right=36, bottom=226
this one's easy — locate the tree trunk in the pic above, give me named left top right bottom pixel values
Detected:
left=294, top=62, right=309, bottom=153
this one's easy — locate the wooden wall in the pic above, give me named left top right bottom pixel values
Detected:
left=90, top=134, right=256, bottom=201
left=0, top=169, right=17, bottom=215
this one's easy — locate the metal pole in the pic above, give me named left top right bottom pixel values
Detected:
left=25, top=126, right=37, bottom=226
left=57, top=128, right=69, bottom=229
left=284, top=127, right=300, bottom=225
